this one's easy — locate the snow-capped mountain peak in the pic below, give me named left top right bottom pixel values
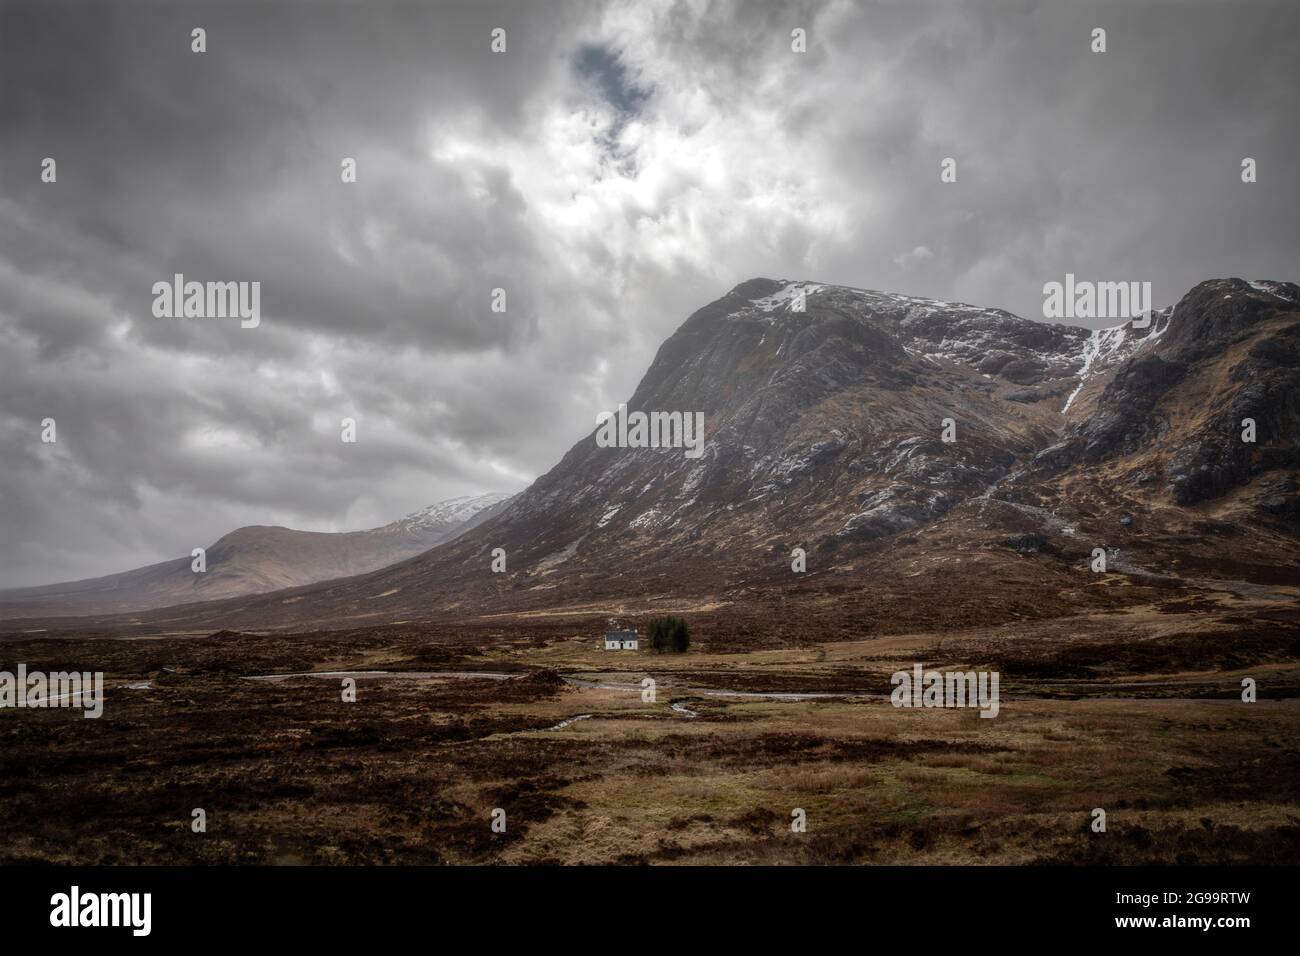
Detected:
left=744, top=280, right=826, bottom=315
left=392, top=493, right=513, bottom=533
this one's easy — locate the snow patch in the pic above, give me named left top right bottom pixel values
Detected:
left=748, top=281, right=825, bottom=316
left=1061, top=320, right=1150, bottom=414
left=629, top=509, right=664, bottom=530
left=393, top=493, right=510, bottom=532
left=1249, top=280, right=1296, bottom=303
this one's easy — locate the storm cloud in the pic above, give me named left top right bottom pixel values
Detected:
left=1, top=0, right=1296, bottom=586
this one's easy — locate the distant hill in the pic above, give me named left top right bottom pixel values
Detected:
left=0, top=492, right=512, bottom=619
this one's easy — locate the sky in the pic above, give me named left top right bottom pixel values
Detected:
left=1, top=0, right=1297, bottom=587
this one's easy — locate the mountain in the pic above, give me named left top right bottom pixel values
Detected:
left=0, top=492, right=512, bottom=620
left=385, top=495, right=516, bottom=535
left=9, top=277, right=1297, bottom=636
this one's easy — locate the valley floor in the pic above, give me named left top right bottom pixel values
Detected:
left=2, top=598, right=1298, bottom=865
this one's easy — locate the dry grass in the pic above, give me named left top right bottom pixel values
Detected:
left=1, top=610, right=1297, bottom=865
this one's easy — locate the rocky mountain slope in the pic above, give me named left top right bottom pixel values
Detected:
left=9, top=277, right=1296, bottom=636
left=0, top=492, right=511, bottom=619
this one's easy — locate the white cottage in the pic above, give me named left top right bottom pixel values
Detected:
left=603, top=629, right=639, bottom=651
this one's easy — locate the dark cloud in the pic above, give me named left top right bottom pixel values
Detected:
left=1, top=0, right=1296, bottom=586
